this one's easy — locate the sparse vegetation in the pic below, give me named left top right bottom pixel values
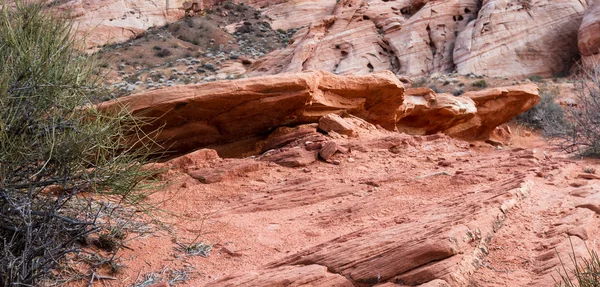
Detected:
left=453, top=88, right=464, bottom=96
left=516, top=88, right=567, bottom=137
left=155, top=48, right=172, bottom=57
left=411, top=77, right=427, bottom=88
left=528, top=75, right=544, bottom=83
left=472, top=79, right=488, bottom=88
left=554, top=240, right=600, bottom=287
left=0, top=2, right=156, bottom=285
left=550, top=64, right=600, bottom=156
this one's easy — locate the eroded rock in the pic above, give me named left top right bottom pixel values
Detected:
left=397, top=88, right=477, bottom=135
left=446, top=85, right=540, bottom=140
left=100, top=70, right=404, bottom=155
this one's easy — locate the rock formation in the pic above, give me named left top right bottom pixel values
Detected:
left=58, top=0, right=186, bottom=49
left=397, top=87, right=477, bottom=135
left=248, top=0, right=586, bottom=78
left=454, top=0, right=586, bottom=78
left=99, top=70, right=404, bottom=155
left=446, top=84, right=540, bottom=140
left=579, top=0, right=600, bottom=66
left=100, top=70, right=538, bottom=157
left=56, top=0, right=286, bottom=49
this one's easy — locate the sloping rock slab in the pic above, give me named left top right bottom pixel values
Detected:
left=212, top=264, right=354, bottom=287
left=100, top=70, right=404, bottom=155
left=214, top=177, right=532, bottom=286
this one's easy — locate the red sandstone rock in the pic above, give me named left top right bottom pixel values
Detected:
left=397, top=88, right=477, bottom=135
left=446, top=85, right=540, bottom=140
left=100, top=70, right=404, bottom=155
left=318, top=114, right=357, bottom=137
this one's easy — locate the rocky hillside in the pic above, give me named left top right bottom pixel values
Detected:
left=60, top=0, right=600, bottom=79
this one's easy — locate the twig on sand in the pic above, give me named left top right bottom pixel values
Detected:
left=88, top=271, right=118, bottom=286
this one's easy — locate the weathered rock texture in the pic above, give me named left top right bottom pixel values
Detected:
left=446, top=84, right=540, bottom=140
left=454, top=0, right=586, bottom=77
left=579, top=0, right=600, bottom=66
left=101, top=71, right=538, bottom=156
left=250, top=0, right=586, bottom=77
left=397, top=88, right=477, bottom=135
left=215, top=176, right=533, bottom=286
left=58, top=0, right=286, bottom=49
left=100, top=70, right=404, bottom=154
left=58, top=0, right=185, bottom=49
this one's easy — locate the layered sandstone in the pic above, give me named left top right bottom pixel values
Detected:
left=250, top=0, right=586, bottom=78
left=58, top=0, right=186, bottom=49
left=100, top=71, right=539, bottom=155
left=446, top=84, right=540, bottom=139
left=100, top=70, right=404, bottom=154
left=397, top=88, right=477, bottom=135
left=454, top=0, right=586, bottom=78
left=57, top=0, right=286, bottom=49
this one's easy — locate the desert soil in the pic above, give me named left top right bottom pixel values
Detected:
left=72, top=123, right=600, bottom=287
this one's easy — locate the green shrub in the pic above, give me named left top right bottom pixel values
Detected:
left=155, top=48, right=172, bottom=57
left=516, top=88, right=567, bottom=137
left=472, top=79, right=488, bottom=88
left=0, top=2, right=155, bottom=284
left=554, top=240, right=600, bottom=287
left=528, top=75, right=544, bottom=83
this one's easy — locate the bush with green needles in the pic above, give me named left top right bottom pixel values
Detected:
left=0, top=1, right=156, bottom=285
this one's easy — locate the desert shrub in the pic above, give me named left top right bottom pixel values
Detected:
left=554, top=240, right=600, bottom=286
left=472, top=79, right=488, bottom=88
left=453, top=88, right=464, bottom=96
left=0, top=2, right=155, bottom=285
left=155, top=48, right=172, bottom=57
left=516, top=88, right=567, bottom=137
left=543, top=64, right=600, bottom=156
left=428, top=84, right=440, bottom=93
left=528, top=75, right=544, bottom=83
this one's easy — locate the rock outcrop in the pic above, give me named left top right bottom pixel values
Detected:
left=446, top=84, right=540, bottom=140
left=100, top=71, right=538, bottom=155
left=100, top=70, right=404, bottom=155
left=249, top=0, right=586, bottom=77
left=214, top=176, right=533, bottom=286
left=454, top=0, right=586, bottom=78
left=57, top=0, right=287, bottom=49
left=579, top=0, right=600, bottom=66
left=397, top=88, right=477, bottom=135
left=58, top=0, right=186, bottom=49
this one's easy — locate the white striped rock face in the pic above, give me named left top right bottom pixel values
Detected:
left=250, top=0, right=587, bottom=77
left=67, top=0, right=587, bottom=76
left=59, top=0, right=286, bottom=49
left=454, top=0, right=586, bottom=78
left=60, top=0, right=186, bottom=49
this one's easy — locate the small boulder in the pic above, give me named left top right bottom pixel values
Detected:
left=319, top=114, right=356, bottom=137
left=319, top=142, right=338, bottom=161
left=168, top=149, right=219, bottom=171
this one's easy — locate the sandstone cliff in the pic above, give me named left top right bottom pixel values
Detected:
left=248, top=0, right=587, bottom=78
